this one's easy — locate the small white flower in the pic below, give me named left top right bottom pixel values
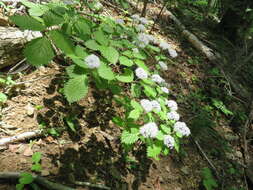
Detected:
left=133, top=48, right=139, bottom=53
left=151, top=74, right=165, bottom=84
left=167, top=111, right=180, bottom=121
left=135, top=67, right=148, bottom=79
left=164, top=135, right=175, bottom=149
left=140, top=99, right=153, bottom=112
left=173, top=122, right=190, bottom=136
left=165, top=100, right=178, bottom=111
left=140, top=122, right=158, bottom=138
left=151, top=100, right=161, bottom=112
left=139, top=17, right=149, bottom=25
left=131, top=14, right=140, bottom=21
left=161, top=87, right=169, bottom=94
left=84, top=54, right=100, bottom=69
left=159, top=41, right=171, bottom=50
left=136, top=33, right=150, bottom=48
left=136, top=24, right=146, bottom=32
left=115, top=18, right=125, bottom=25
left=158, top=61, right=168, bottom=71
left=168, top=48, right=178, bottom=58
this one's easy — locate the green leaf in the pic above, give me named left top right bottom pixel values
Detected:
left=74, top=19, right=91, bottom=35
left=112, top=116, right=125, bottom=127
left=130, top=100, right=143, bottom=112
left=31, top=163, right=42, bottom=172
left=147, top=143, right=162, bottom=159
left=131, top=84, right=142, bottom=97
left=121, top=130, right=139, bottom=144
left=99, top=46, right=119, bottom=64
left=19, top=172, right=34, bottom=184
left=156, top=131, right=164, bottom=141
left=119, top=56, right=134, bottom=66
left=128, top=109, right=140, bottom=120
left=85, top=40, right=100, bottom=50
left=64, top=76, right=88, bottom=103
left=43, top=9, right=64, bottom=27
left=21, top=0, right=49, bottom=16
left=16, top=184, right=24, bottom=190
left=160, top=124, right=171, bottom=134
left=122, top=50, right=133, bottom=58
left=24, top=37, right=54, bottom=66
left=65, top=116, right=77, bottom=132
left=97, top=63, right=115, bottom=80
left=143, top=84, right=157, bottom=98
left=135, top=59, right=149, bottom=72
left=49, top=30, right=75, bottom=56
left=0, top=93, right=7, bottom=103
left=109, top=82, right=122, bottom=94
left=133, top=50, right=147, bottom=60
left=32, top=152, right=42, bottom=163
left=75, top=45, right=88, bottom=58
left=202, top=168, right=218, bottom=190
left=93, top=30, right=108, bottom=46
left=10, top=15, right=45, bottom=31
left=116, top=68, right=134, bottom=83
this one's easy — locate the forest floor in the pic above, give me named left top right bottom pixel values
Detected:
left=0, top=1, right=252, bottom=190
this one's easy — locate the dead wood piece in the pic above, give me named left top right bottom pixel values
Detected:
left=0, top=130, right=42, bottom=146
left=0, top=27, right=42, bottom=69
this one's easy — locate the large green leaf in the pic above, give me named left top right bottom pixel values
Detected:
left=99, top=46, right=119, bottom=64
left=85, top=40, right=100, bottom=50
left=119, top=56, right=134, bottom=67
left=147, top=143, right=162, bottom=159
left=116, top=68, right=134, bottom=83
left=131, top=84, right=141, bottom=97
left=19, top=173, right=34, bottom=185
left=97, top=63, right=115, bottom=80
left=93, top=30, right=108, bottom=46
left=128, top=109, right=141, bottom=120
left=121, top=130, right=139, bottom=144
left=63, top=76, right=88, bottom=103
left=10, top=15, right=46, bottom=31
left=49, top=30, right=75, bottom=56
left=43, top=9, right=64, bottom=27
left=74, top=19, right=91, bottom=35
left=66, top=65, right=87, bottom=78
left=143, top=84, right=157, bottom=98
left=24, top=37, right=54, bottom=66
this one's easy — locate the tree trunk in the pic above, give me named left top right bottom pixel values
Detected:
left=0, top=27, right=41, bottom=69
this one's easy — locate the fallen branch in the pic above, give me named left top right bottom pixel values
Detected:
left=0, top=172, right=75, bottom=190
left=0, top=130, right=42, bottom=146
left=74, top=181, right=111, bottom=190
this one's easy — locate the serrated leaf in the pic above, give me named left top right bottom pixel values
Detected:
left=121, top=130, right=139, bottom=144
left=156, top=131, right=164, bottom=141
left=85, top=40, right=100, bottom=50
left=130, top=100, right=143, bottom=112
left=32, top=152, right=41, bottom=163
left=97, top=63, right=115, bottom=80
left=147, top=144, right=162, bottom=159
left=10, top=15, right=46, bottom=31
left=93, top=30, right=108, bottom=46
left=133, top=50, right=147, bottom=60
left=75, top=45, right=88, bottom=58
left=131, top=84, right=141, bottom=97
left=128, top=109, right=140, bottom=120
left=24, top=37, right=54, bottom=66
left=19, top=173, right=34, bottom=184
left=66, top=65, right=87, bottom=78
left=100, top=46, right=119, bottom=64
left=116, top=68, right=134, bottom=83
left=0, top=93, right=7, bottom=103
left=112, top=116, right=125, bottom=127
left=64, top=76, right=88, bottom=103
left=49, top=30, right=75, bottom=56
left=160, top=124, right=171, bottom=134
left=122, top=50, right=133, bottom=58
left=119, top=56, right=134, bottom=66
left=143, top=84, right=157, bottom=98
left=135, top=59, right=149, bottom=72
left=74, top=19, right=91, bottom=35
left=43, top=9, right=64, bottom=27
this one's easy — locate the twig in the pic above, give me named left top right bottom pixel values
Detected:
left=0, top=172, right=75, bottom=190
left=193, top=139, right=219, bottom=177
left=0, top=130, right=42, bottom=146
left=150, top=1, right=169, bottom=32
left=74, top=181, right=111, bottom=190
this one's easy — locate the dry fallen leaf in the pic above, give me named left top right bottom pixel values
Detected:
left=23, top=145, right=33, bottom=156
left=8, top=144, right=20, bottom=153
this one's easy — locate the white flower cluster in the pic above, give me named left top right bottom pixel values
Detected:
left=140, top=99, right=161, bottom=112
left=131, top=14, right=140, bottom=22
left=167, top=111, right=180, bottom=121
left=133, top=48, right=139, bottom=53
left=139, top=17, right=149, bottom=25
left=151, top=74, right=165, bottom=84
left=164, top=135, right=175, bottom=149
left=173, top=122, right=190, bottom=136
left=140, top=122, right=158, bottom=138
left=136, top=24, right=146, bottom=32
left=168, top=48, right=178, bottom=58
left=159, top=41, right=178, bottom=58
left=94, top=1, right=103, bottom=10
left=136, top=33, right=152, bottom=48
left=84, top=54, right=100, bottom=69
left=158, top=61, right=168, bottom=71
left=161, top=87, right=169, bottom=94
left=165, top=100, right=178, bottom=111
left=135, top=67, right=148, bottom=79
left=131, top=14, right=149, bottom=25
left=115, top=18, right=125, bottom=25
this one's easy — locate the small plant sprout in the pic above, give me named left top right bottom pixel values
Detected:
left=140, top=99, right=153, bottom=112
left=140, top=122, right=158, bottom=138
left=173, top=122, right=191, bottom=136
left=164, top=135, right=175, bottom=149
left=84, top=54, right=101, bottom=69
left=167, top=111, right=180, bottom=121
left=135, top=67, right=148, bottom=79
left=161, top=87, right=169, bottom=94
left=151, top=74, right=165, bottom=83
left=158, top=61, right=168, bottom=71
left=166, top=100, right=178, bottom=111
